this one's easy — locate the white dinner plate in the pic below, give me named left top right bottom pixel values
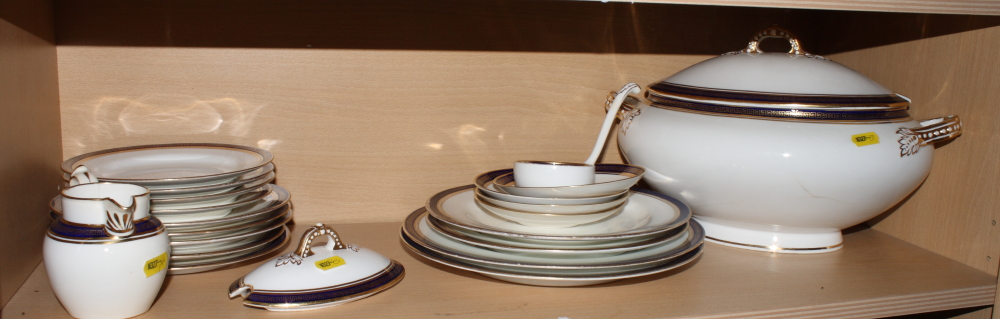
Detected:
left=168, top=226, right=290, bottom=275
left=150, top=165, right=274, bottom=198
left=427, top=217, right=689, bottom=258
left=428, top=217, right=674, bottom=249
left=169, top=209, right=292, bottom=253
left=427, top=185, right=690, bottom=241
left=167, top=205, right=292, bottom=241
left=162, top=185, right=291, bottom=232
left=405, top=209, right=700, bottom=274
left=62, top=143, right=273, bottom=187
left=153, top=185, right=274, bottom=223
left=402, top=228, right=703, bottom=287
left=171, top=225, right=288, bottom=261
left=151, top=177, right=271, bottom=208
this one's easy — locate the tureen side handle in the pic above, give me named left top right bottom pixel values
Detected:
left=294, top=223, right=347, bottom=259
left=605, top=91, right=639, bottom=121
left=897, top=115, right=962, bottom=157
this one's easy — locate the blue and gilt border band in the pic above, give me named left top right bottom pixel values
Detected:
left=646, top=94, right=912, bottom=122
left=648, top=82, right=909, bottom=107
left=48, top=217, right=164, bottom=242
left=239, top=261, right=404, bottom=308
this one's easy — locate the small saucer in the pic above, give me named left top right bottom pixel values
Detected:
left=475, top=169, right=628, bottom=205
left=492, top=164, right=644, bottom=198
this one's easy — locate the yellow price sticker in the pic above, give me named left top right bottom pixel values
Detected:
left=144, top=252, right=168, bottom=277
left=851, top=132, right=879, bottom=147
left=315, top=256, right=347, bottom=271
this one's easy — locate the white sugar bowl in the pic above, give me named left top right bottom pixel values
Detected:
left=229, top=223, right=404, bottom=311
left=611, top=27, right=962, bottom=253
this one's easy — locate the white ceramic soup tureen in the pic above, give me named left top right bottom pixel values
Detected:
left=610, top=27, right=962, bottom=253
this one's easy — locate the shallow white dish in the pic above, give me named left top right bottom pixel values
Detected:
left=151, top=178, right=270, bottom=209
left=474, top=196, right=626, bottom=228
left=405, top=210, right=699, bottom=274
left=475, top=169, right=628, bottom=205
left=428, top=217, right=672, bottom=249
left=475, top=188, right=628, bottom=214
left=402, top=227, right=703, bottom=287
left=150, top=166, right=274, bottom=198
left=153, top=185, right=274, bottom=223
left=163, top=186, right=291, bottom=232
left=169, top=210, right=291, bottom=254
left=171, top=225, right=288, bottom=261
left=427, top=185, right=690, bottom=241
left=167, top=205, right=291, bottom=241
left=169, top=226, right=290, bottom=275
left=492, top=164, right=644, bottom=198
left=61, top=143, right=273, bottom=187
left=427, top=218, right=688, bottom=258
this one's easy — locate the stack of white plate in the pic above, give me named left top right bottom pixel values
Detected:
left=52, top=143, right=293, bottom=275
left=401, top=165, right=704, bottom=287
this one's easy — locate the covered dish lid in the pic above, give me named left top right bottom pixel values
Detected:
left=643, top=27, right=911, bottom=122
left=228, top=223, right=404, bottom=311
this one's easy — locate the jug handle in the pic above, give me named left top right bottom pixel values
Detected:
left=897, top=115, right=962, bottom=157
left=68, top=166, right=99, bottom=186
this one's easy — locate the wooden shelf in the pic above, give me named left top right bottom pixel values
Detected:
left=4, top=222, right=994, bottom=318
left=600, top=0, right=1000, bottom=16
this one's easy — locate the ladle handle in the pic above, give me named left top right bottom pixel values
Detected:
left=586, top=83, right=640, bottom=165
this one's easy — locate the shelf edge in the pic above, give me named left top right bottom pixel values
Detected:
left=676, top=285, right=996, bottom=318
left=590, top=0, right=1000, bottom=16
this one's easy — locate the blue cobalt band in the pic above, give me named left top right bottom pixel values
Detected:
left=50, top=217, right=162, bottom=240
left=647, top=94, right=911, bottom=121
left=245, top=262, right=404, bottom=304
left=648, top=82, right=909, bottom=106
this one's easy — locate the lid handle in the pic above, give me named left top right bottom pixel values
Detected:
left=738, top=27, right=814, bottom=57
left=295, top=223, right=346, bottom=258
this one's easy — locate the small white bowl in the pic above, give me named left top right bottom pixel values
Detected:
left=475, top=196, right=626, bottom=228
left=513, top=161, right=595, bottom=187
left=493, top=164, right=645, bottom=198
left=475, top=188, right=628, bottom=215
left=474, top=169, right=629, bottom=205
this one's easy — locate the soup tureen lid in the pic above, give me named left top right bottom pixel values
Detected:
left=228, top=223, right=404, bottom=311
left=643, top=27, right=911, bottom=122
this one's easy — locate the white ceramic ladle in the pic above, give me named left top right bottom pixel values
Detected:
left=513, top=83, right=641, bottom=187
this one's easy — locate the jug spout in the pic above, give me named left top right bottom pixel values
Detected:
left=61, top=182, right=150, bottom=236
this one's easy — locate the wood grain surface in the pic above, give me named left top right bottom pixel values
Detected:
left=55, top=47, right=708, bottom=224
left=0, top=1, right=62, bottom=309
left=831, top=25, right=1000, bottom=278
left=2, top=223, right=995, bottom=318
